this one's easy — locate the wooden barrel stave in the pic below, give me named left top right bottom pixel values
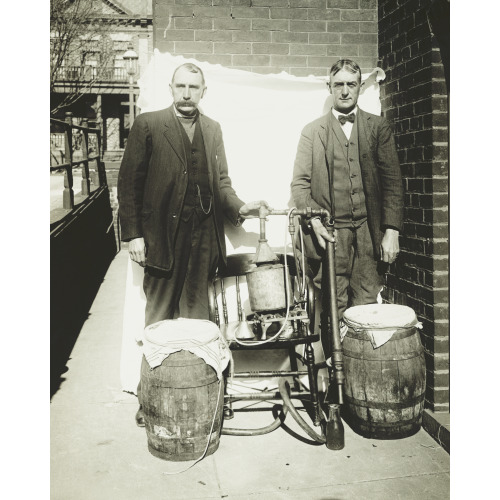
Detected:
left=342, top=326, right=426, bottom=439
left=141, top=350, right=224, bottom=461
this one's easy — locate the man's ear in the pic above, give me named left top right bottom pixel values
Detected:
left=201, top=86, right=207, bottom=99
left=169, top=83, right=173, bottom=97
left=360, top=80, right=365, bottom=88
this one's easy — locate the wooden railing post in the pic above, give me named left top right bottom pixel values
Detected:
left=81, top=118, right=91, bottom=196
left=63, top=112, right=74, bottom=209
left=95, top=117, right=107, bottom=187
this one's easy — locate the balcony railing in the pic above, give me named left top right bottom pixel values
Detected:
left=50, top=112, right=107, bottom=211
left=53, top=66, right=129, bottom=83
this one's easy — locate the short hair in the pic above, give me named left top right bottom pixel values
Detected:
left=171, top=63, right=206, bottom=86
left=329, top=59, right=362, bottom=83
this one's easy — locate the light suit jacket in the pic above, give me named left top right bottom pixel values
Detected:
left=118, top=105, right=244, bottom=272
left=291, top=107, right=403, bottom=260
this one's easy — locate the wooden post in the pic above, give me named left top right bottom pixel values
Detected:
left=81, top=118, right=91, bottom=196
left=94, top=95, right=103, bottom=187
left=63, top=112, right=74, bottom=209
left=95, top=118, right=107, bottom=187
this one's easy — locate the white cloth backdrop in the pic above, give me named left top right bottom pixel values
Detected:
left=120, top=50, right=386, bottom=394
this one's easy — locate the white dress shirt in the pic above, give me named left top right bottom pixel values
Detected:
left=331, top=106, right=358, bottom=139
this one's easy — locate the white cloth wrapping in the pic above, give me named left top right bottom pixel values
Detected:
left=142, top=318, right=231, bottom=381
left=342, top=304, right=423, bottom=349
left=119, top=257, right=146, bottom=394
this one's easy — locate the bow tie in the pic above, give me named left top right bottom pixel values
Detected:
left=338, top=113, right=355, bottom=125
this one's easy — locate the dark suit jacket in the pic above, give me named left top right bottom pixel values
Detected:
left=118, top=105, right=245, bottom=272
left=291, top=107, right=403, bottom=260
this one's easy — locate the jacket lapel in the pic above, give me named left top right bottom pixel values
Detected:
left=163, top=105, right=187, bottom=167
left=357, top=108, right=374, bottom=159
left=317, top=113, right=332, bottom=166
left=199, top=113, right=214, bottom=188
left=356, top=108, right=375, bottom=185
left=317, top=113, right=335, bottom=214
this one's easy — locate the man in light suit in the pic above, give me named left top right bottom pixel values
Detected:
left=291, top=59, right=403, bottom=328
left=118, top=63, right=269, bottom=425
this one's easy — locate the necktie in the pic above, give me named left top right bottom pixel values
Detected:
left=338, top=113, right=355, bottom=125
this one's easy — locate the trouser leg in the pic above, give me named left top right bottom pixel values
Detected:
left=142, top=218, right=192, bottom=328
left=178, top=213, right=219, bottom=320
left=330, top=227, right=355, bottom=319
left=142, top=213, right=219, bottom=325
left=350, top=221, right=386, bottom=307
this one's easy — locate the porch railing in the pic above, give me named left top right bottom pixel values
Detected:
left=53, top=66, right=129, bottom=82
left=50, top=112, right=107, bottom=210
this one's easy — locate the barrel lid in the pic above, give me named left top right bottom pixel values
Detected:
left=343, top=304, right=417, bottom=329
left=144, top=318, right=220, bottom=347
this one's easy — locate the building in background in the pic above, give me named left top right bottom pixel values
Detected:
left=50, top=0, right=153, bottom=163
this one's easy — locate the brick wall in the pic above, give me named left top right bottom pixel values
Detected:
left=153, top=0, right=379, bottom=76
left=378, top=0, right=449, bottom=412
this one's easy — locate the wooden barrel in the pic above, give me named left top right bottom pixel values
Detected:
left=341, top=304, right=426, bottom=439
left=141, top=350, right=224, bottom=461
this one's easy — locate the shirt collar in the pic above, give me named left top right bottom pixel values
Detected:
left=331, top=105, right=358, bottom=120
left=174, top=107, right=200, bottom=120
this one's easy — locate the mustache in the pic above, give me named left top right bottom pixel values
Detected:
left=176, top=100, right=196, bottom=107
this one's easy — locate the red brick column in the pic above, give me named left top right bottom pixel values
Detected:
left=378, top=0, right=449, bottom=412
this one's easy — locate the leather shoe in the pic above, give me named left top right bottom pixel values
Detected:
left=135, top=405, right=145, bottom=427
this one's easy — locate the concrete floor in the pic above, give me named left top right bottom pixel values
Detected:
left=50, top=250, right=450, bottom=500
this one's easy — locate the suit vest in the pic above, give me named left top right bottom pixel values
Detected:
left=179, top=120, right=212, bottom=221
left=328, top=112, right=367, bottom=228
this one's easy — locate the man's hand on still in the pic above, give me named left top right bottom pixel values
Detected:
left=310, top=218, right=336, bottom=250
left=128, top=237, right=146, bottom=267
left=379, top=228, right=399, bottom=264
left=239, top=200, right=272, bottom=219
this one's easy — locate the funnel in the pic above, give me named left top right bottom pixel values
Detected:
left=234, top=321, right=255, bottom=340
left=252, top=206, right=279, bottom=265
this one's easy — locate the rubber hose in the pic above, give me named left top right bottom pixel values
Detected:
left=278, top=379, right=326, bottom=444
left=222, top=405, right=288, bottom=436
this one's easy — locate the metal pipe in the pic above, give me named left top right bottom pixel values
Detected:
left=225, top=390, right=311, bottom=401
left=268, top=208, right=330, bottom=218
left=222, top=405, right=288, bottom=436
left=279, top=379, right=326, bottom=443
left=325, top=224, right=345, bottom=405
left=231, top=370, right=309, bottom=378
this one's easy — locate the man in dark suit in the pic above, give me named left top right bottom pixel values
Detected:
left=291, top=59, right=403, bottom=323
left=118, top=63, right=269, bottom=425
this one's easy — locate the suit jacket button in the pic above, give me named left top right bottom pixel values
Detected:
left=183, top=170, right=187, bottom=174
left=172, top=214, right=177, bottom=218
